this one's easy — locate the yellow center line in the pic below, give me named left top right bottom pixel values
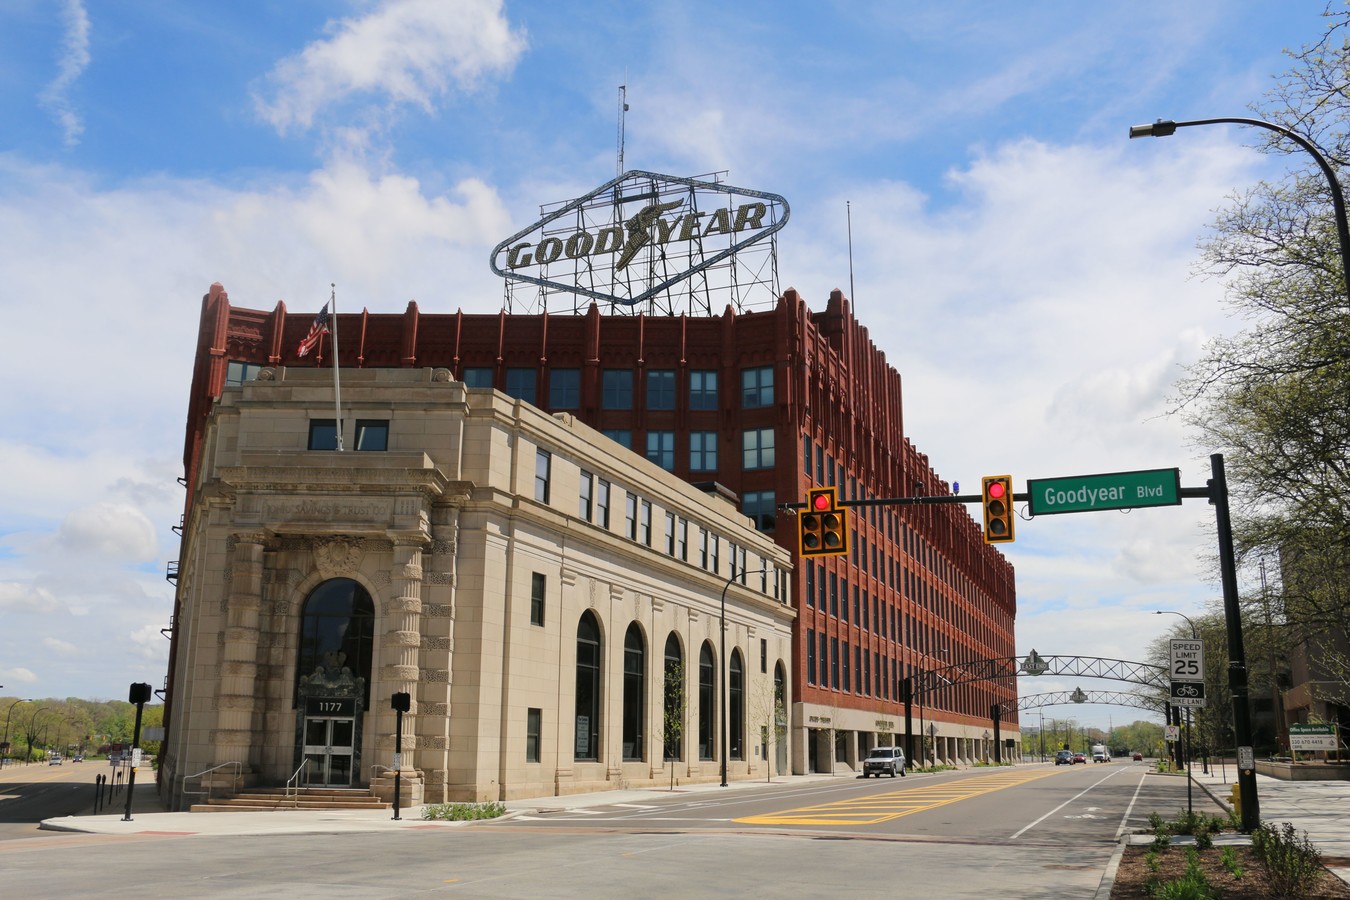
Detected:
left=735, top=768, right=1062, bottom=826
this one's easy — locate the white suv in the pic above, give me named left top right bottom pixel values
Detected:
left=862, top=746, right=906, bottom=778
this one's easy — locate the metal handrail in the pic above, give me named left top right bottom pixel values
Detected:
left=283, top=758, right=310, bottom=808
left=181, top=761, right=242, bottom=805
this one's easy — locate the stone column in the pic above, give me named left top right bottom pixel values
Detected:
left=213, top=532, right=267, bottom=778
left=374, top=537, right=425, bottom=806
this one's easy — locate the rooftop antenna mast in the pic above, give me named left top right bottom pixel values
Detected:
left=847, top=200, right=856, bottom=308
left=617, top=77, right=628, bottom=176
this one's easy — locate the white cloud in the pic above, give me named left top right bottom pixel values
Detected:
left=0, top=667, right=39, bottom=685
left=37, top=0, right=91, bottom=147
left=43, top=637, right=77, bottom=656
left=254, top=0, right=527, bottom=134
left=129, top=623, right=170, bottom=661
left=57, top=503, right=158, bottom=561
left=0, top=582, right=59, bottom=614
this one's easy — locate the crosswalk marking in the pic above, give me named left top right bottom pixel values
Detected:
left=735, top=768, right=1061, bottom=826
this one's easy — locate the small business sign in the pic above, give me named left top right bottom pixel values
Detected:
left=1289, top=723, right=1338, bottom=751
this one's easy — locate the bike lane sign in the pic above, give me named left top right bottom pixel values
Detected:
left=1170, top=681, right=1206, bottom=707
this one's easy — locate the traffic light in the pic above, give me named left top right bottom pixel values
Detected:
left=798, top=487, right=850, bottom=557
left=981, top=475, right=1015, bottom=544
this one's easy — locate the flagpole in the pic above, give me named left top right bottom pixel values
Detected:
left=329, top=283, right=344, bottom=451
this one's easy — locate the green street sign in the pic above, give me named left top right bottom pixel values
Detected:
left=1027, top=468, right=1182, bottom=516
left=1289, top=723, right=1334, bottom=735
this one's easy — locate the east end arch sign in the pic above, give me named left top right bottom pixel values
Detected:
left=490, top=170, right=789, bottom=310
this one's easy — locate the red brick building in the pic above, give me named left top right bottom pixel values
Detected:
left=179, top=281, right=1016, bottom=773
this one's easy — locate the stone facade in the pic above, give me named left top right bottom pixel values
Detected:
left=161, top=366, right=794, bottom=809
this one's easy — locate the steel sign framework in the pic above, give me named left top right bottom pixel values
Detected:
left=490, top=170, right=789, bottom=316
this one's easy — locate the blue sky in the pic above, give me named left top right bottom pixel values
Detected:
left=0, top=1, right=1330, bottom=732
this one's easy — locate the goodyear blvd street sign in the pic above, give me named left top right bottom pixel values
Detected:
left=1027, top=468, right=1182, bottom=516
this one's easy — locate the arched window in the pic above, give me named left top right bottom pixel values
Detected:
left=296, top=578, right=374, bottom=705
left=622, top=623, right=645, bottom=761
left=698, top=642, right=715, bottom=760
left=575, top=611, right=601, bottom=761
left=730, top=649, right=745, bottom=761
left=663, top=633, right=683, bottom=762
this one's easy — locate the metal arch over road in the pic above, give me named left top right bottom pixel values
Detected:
left=1016, top=690, right=1164, bottom=714
left=910, top=652, right=1168, bottom=699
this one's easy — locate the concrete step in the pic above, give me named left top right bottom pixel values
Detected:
left=189, top=786, right=391, bottom=812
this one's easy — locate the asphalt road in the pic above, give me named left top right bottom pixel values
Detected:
left=0, top=760, right=1222, bottom=898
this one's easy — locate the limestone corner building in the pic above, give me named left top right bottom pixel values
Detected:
left=161, top=277, right=1017, bottom=809
left=162, top=328, right=794, bottom=808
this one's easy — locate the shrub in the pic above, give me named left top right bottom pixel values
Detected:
left=1251, top=822, right=1323, bottom=898
left=1219, top=846, right=1243, bottom=880
left=1151, top=847, right=1215, bottom=899
left=422, top=801, right=507, bottom=821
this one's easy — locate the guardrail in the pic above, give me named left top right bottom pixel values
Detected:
left=180, top=760, right=242, bottom=805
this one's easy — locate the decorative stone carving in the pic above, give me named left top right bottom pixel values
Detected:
left=431, top=368, right=452, bottom=382
left=313, top=536, right=363, bottom=578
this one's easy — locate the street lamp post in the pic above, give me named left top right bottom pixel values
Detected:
left=1129, top=116, right=1350, bottom=309
left=26, top=707, right=49, bottom=764
left=719, top=562, right=763, bottom=788
left=1155, top=610, right=1198, bottom=817
left=2, top=699, right=34, bottom=767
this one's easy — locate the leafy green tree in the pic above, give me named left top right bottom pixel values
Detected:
left=1173, top=7, right=1350, bottom=712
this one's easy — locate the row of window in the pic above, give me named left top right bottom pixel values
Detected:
left=463, top=365, right=774, bottom=412
left=559, top=611, right=785, bottom=764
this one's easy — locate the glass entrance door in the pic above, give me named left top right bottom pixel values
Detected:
left=302, top=716, right=355, bottom=786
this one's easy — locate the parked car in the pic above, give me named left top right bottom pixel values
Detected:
left=1055, top=749, right=1074, bottom=766
left=1073, top=752, right=1087, bottom=764
left=862, top=746, right=906, bottom=777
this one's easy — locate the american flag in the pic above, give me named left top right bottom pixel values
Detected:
left=297, top=303, right=329, bottom=357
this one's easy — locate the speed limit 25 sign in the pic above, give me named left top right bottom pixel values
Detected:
left=1169, top=639, right=1204, bottom=682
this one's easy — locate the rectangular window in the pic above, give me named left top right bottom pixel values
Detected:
left=225, top=360, right=264, bottom=385
left=741, top=366, right=774, bottom=408
left=526, top=708, right=541, bottom=763
left=549, top=368, right=581, bottom=408
left=760, top=638, right=767, bottom=673
left=699, top=528, right=709, bottom=568
left=308, top=419, right=338, bottom=450
left=505, top=367, right=537, bottom=405
left=640, top=500, right=652, bottom=546
left=841, top=640, right=850, bottom=691
left=602, top=429, right=632, bottom=450
left=354, top=420, right=389, bottom=451
left=677, top=518, right=688, bottom=561
left=535, top=449, right=551, bottom=503
left=646, top=431, right=675, bottom=470
left=807, top=628, right=817, bottom=684
left=689, top=369, right=718, bottom=410
left=665, top=511, right=676, bottom=555
left=602, top=369, right=634, bottom=409
left=805, top=564, right=815, bottom=609
left=742, top=427, right=775, bottom=469
left=830, top=637, right=839, bottom=690
left=625, top=493, right=638, bottom=540
left=741, top=490, right=776, bottom=532
left=461, top=367, right=493, bottom=389
left=597, top=479, right=611, bottom=528
left=803, top=434, right=812, bottom=479
left=690, top=431, right=718, bottom=471
left=646, top=369, right=676, bottom=410
left=579, top=470, right=593, bottom=520
left=710, top=534, right=720, bottom=575
left=530, top=572, right=546, bottom=626
left=829, top=573, right=838, bottom=617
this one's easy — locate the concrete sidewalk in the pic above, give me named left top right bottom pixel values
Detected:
left=38, top=772, right=844, bottom=837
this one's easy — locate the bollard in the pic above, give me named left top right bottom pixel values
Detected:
left=1230, top=782, right=1241, bottom=817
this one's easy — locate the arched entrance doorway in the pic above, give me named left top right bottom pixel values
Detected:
left=294, top=578, right=374, bottom=786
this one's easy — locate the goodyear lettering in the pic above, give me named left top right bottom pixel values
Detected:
left=505, top=201, right=769, bottom=270
left=1040, top=484, right=1127, bottom=508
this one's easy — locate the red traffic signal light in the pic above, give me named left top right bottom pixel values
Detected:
left=981, top=475, right=1015, bottom=544
left=799, top=487, right=850, bottom=557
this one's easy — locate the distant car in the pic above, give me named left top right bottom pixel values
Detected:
left=72, top=755, right=83, bottom=762
left=48, top=755, right=62, bottom=765
left=1132, top=752, right=1144, bottom=761
left=862, top=746, right=906, bottom=777
left=1055, top=749, right=1074, bottom=766
left=1073, top=752, right=1087, bottom=764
